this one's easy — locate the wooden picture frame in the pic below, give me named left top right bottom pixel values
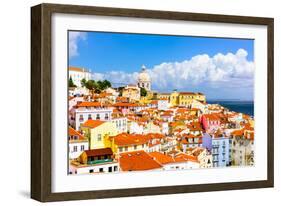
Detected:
left=31, top=3, right=274, bottom=202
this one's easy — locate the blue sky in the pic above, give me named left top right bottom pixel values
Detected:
left=69, top=31, right=254, bottom=100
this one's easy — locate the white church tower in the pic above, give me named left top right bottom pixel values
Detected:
left=137, top=65, right=151, bottom=91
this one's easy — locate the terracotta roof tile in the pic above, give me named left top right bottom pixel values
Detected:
left=77, top=102, right=102, bottom=107
left=119, top=151, right=162, bottom=171
left=69, top=127, right=86, bottom=141
left=82, top=119, right=105, bottom=129
left=113, top=133, right=149, bottom=146
left=148, top=152, right=174, bottom=164
left=85, top=148, right=113, bottom=157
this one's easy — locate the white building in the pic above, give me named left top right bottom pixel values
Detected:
left=71, top=102, right=113, bottom=130
left=69, top=66, right=92, bottom=87
left=69, top=87, right=90, bottom=97
left=157, top=99, right=169, bottom=110
left=191, top=99, right=207, bottom=114
left=105, top=87, right=119, bottom=97
left=160, top=121, right=169, bottom=135
left=69, top=161, right=119, bottom=174
left=137, top=65, right=151, bottom=91
left=70, top=148, right=119, bottom=174
left=149, top=152, right=200, bottom=170
left=128, top=121, right=144, bottom=134
left=69, top=96, right=84, bottom=111
left=68, top=127, right=89, bottom=160
left=111, top=117, right=128, bottom=133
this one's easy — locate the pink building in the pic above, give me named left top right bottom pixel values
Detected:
left=201, top=114, right=221, bottom=132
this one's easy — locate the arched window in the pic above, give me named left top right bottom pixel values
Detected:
left=88, top=114, right=92, bottom=120
left=105, top=113, right=109, bottom=120
left=96, top=114, right=100, bottom=120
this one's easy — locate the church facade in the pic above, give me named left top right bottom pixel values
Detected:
left=137, top=65, right=151, bottom=91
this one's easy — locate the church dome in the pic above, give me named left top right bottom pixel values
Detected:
left=138, top=65, right=151, bottom=82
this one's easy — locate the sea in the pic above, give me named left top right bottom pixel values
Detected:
left=207, top=100, right=254, bottom=117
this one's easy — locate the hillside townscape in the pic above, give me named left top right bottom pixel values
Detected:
left=68, top=65, right=254, bottom=175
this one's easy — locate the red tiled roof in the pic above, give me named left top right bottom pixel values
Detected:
left=179, top=92, right=196, bottom=95
left=113, top=133, right=149, bottom=146
left=148, top=152, right=174, bottom=164
left=68, top=127, right=86, bottom=140
left=85, top=148, right=113, bottom=157
left=113, top=102, right=138, bottom=107
left=119, top=151, right=162, bottom=171
left=82, top=120, right=105, bottom=129
left=174, top=153, right=198, bottom=163
left=77, top=102, right=102, bottom=107
left=69, top=66, right=84, bottom=72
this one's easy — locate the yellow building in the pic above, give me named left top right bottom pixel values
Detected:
left=106, top=133, right=149, bottom=156
left=157, top=91, right=206, bottom=107
left=122, top=84, right=140, bottom=101
left=81, top=120, right=118, bottom=149
left=170, top=91, right=180, bottom=106
left=179, top=92, right=206, bottom=106
left=157, top=93, right=170, bottom=101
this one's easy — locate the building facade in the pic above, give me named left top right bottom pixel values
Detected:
left=68, top=127, right=89, bottom=160
left=211, top=135, right=231, bottom=167
left=69, top=66, right=91, bottom=87
left=137, top=65, right=151, bottom=91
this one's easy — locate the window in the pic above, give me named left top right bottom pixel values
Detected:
left=114, top=166, right=118, bottom=171
left=119, top=147, right=123, bottom=152
left=89, top=169, right=94, bottom=173
left=73, top=146, right=77, bottom=152
left=108, top=167, right=112, bottom=172
left=134, top=145, right=137, bottom=150
left=81, top=145, right=85, bottom=151
left=88, top=114, right=92, bottom=120
left=125, top=146, right=128, bottom=151
left=105, top=113, right=109, bottom=120
left=79, top=115, right=84, bottom=122
left=97, top=134, right=102, bottom=141
left=96, top=114, right=100, bottom=120
left=99, top=168, right=104, bottom=172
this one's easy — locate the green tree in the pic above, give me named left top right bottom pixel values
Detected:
left=85, top=80, right=96, bottom=91
left=81, top=78, right=87, bottom=87
left=140, top=87, right=147, bottom=97
left=68, top=76, right=76, bottom=87
left=96, top=79, right=112, bottom=91
left=102, top=79, right=111, bottom=89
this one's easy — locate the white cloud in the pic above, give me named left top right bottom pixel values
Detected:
left=91, top=49, right=254, bottom=98
left=92, top=71, right=139, bottom=85
left=69, top=32, right=87, bottom=58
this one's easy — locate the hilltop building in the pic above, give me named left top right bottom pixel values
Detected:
left=137, top=65, right=151, bottom=91
left=69, top=66, right=91, bottom=87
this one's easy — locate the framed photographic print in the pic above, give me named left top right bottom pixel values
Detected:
left=31, top=3, right=274, bottom=202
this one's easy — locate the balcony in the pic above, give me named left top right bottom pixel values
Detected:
left=87, top=159, right=113, bottom=165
